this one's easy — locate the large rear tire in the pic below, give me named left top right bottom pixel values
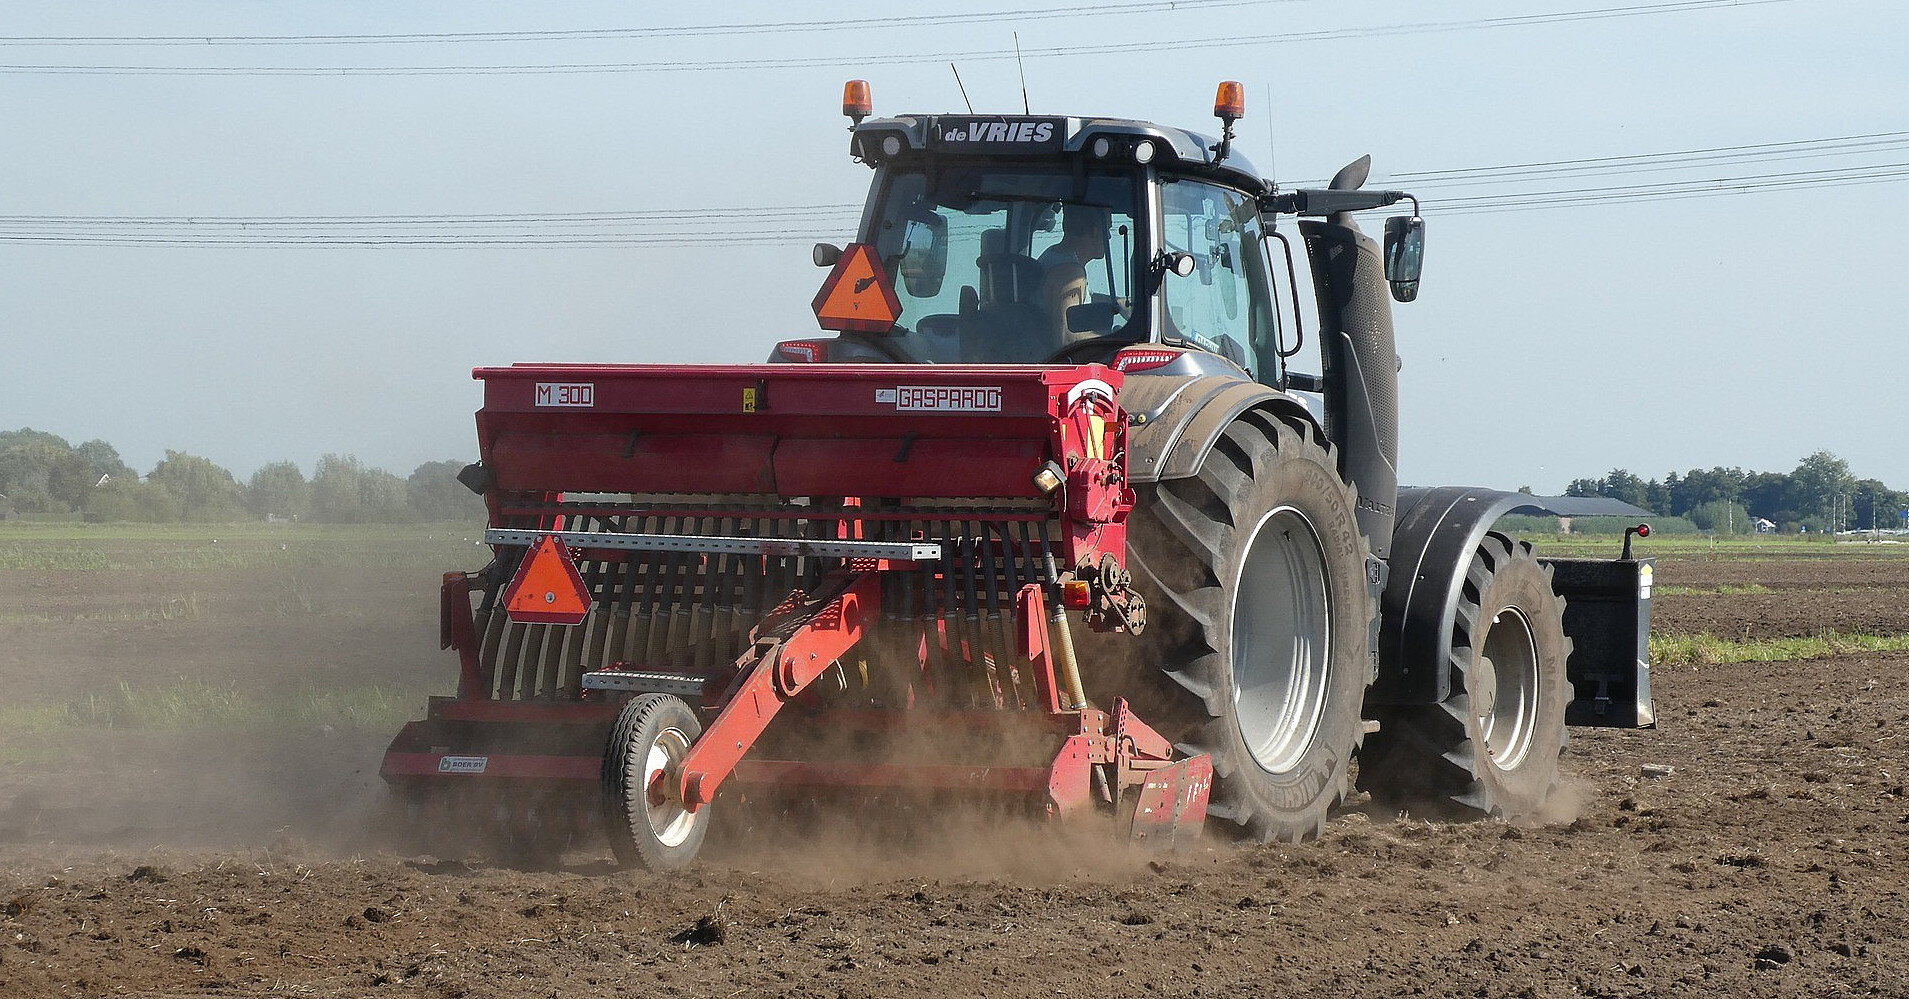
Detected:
left=1359, top=532, right=1571, bottom=819
left=602, top=693, right=709, bottom=871
left=1122, top=410, right=1375, bottom=843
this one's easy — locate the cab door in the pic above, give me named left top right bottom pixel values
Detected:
left=1156, top=178, right=1283, bottom=385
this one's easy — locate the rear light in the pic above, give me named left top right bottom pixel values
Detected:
left=1112, top=348, right=1183, bottom=373
left=776, top=340, right=828, bottom=363
left=1061, top=580, right=1092, bottom=609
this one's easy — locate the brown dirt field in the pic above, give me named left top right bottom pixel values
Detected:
left=3, top=541, right=1908, bottom=997
left=1648, top=549, right=1909, bottom=640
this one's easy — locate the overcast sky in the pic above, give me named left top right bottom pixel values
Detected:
left=3, top=0, right=1905, bottom=493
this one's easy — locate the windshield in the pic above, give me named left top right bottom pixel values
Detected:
left=869, top=164, right=1140, bottom=363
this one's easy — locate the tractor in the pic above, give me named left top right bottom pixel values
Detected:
left=380, top=81, right=1654, bottom=868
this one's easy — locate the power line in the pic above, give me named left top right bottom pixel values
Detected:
left=0, top=1, right=1794, bottom=76
left=1391, top=131, right=1909, bottom=188
left=7, top=131, right=1906, bottom=246
left=8, top=127, right=1899, bottom=230
left=0, top=1, right=1291, bottom=46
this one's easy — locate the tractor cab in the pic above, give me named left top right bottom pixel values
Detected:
left=801, top=83, right=1290, bottom=383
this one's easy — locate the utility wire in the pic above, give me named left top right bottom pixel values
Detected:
left=0, top=1, right=1293, bottom=46
left=6, top=128, right=1897, bottom=230
left=0, top=1, right=1793, bottom=75
left=7, top=133, right=1906, bottom=245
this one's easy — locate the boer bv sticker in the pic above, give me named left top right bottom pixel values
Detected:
left=534, top=382, right=594, bottom=408
left=877, top=386, right=1003, bottom=412
left=438, top=756, right=489, bottom=774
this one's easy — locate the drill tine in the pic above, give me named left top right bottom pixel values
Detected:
left=691, top=515, right=731, bottom=675
left=601, top=515, right=636, bottom=668
left=957, top=526, right=998, bottom=708
left=663, top=514, right=701, bottom=670
left=932, top=517, right=971, bottom=709
left=976, top=520, right=1017, bottom=709
left=619, top=513, right=657, bottom=667
left=637, top=514, right=677, bottom=668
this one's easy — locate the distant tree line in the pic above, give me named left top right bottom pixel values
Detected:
left=1563, top=451, right=1908, bottom=534
left=0, top=428, right=485, bottom=523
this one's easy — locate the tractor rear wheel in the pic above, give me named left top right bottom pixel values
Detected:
left=1359, top=532, right=1571, bottom=819
left=602, top=693, right=709, bottom=871
left=1123, top=411, right=1374, bottom=843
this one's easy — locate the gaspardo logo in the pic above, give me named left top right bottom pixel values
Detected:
left=888, top=385, right=1003, bottom=412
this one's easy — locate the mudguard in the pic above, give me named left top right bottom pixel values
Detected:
left=1119, top=373, right=1317, bottom=484
left=1371, top=486, right=1527, bottom=705
left=1370, top=485, right=1656, bottom=728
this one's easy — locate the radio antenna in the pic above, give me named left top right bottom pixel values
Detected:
left=950, top=63, right=976, bottom=114
left=1264, top=83, right=1277, bottom=182
left=1014, top=33, right=1031, bottom=114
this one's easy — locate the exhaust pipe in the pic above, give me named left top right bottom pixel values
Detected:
left=1298, top=157, right=1400, bottom=560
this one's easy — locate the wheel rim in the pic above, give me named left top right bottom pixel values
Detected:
left=1231, top=505, right=1334, bottom=775
left=644, top=727, right=696, bottom=848
left=1476, top=608, right=1541, bottom=771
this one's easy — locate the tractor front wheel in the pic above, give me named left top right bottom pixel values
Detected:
left=1123, top=411, right=1375, bottom=843
left=602, top=693, right=709, bottom=871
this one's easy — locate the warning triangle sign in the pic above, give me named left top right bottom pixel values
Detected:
left=503, top=535, right=591, bottom=626
left=812, top=243, right=903, bottom=333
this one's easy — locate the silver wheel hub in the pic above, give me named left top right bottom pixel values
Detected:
left=1231, top=506, right=1334, bottom=775
left=644, top=727, right=696, bottom=848
left=1476, top=610, right=1540, bottom=771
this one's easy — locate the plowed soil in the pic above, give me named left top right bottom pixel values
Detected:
left=4, top=541, right=1908, bottom=997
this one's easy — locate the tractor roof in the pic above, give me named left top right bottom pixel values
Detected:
left=851, top=114, right=1268, bottom=193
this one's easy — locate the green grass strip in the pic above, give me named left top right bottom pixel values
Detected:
left=0, top=678, right=428, bottom=738
left=1651, top=630, right=1909, bottom=667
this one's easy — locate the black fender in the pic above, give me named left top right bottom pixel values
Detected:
left=1121, top=373, right=1319, bottom=484
left=1369, top=485, right=1529, bottom=705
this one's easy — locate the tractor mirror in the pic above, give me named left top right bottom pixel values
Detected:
left=897, top=208, right=947, bottom=300
left=1066, top=300, right=1121, bottom=335
left=1383, top=215, right=1424, bottom=303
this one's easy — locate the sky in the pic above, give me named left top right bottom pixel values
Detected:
left=3, top=0, right=1906, bottom=494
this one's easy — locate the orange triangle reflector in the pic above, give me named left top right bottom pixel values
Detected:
left=812, top=243, right=902, bottom=333
left=503, top=535, right=591, bottom=626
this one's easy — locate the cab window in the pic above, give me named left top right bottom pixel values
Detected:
left=1159, top=178, right=1279, bottom=382
left=869, top=165, right=1140, bottom=363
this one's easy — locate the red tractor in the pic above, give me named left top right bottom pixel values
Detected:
left=382, top=82, right=1654, bottom=868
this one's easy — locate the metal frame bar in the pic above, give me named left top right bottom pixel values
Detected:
left=484, top=528, right=941, bottom=562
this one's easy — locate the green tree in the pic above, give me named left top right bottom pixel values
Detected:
left=311, top=453, right=366, bottom=523
left=1741, top=471, right=1791, bottom=523
left=73, top=439, right=134, bottom=483
left=1687, top=499, right=1750, bottom=535
left=0, top=429, right=74, bottom=513
left=1601, top=469, right=1650, bottom=508
left=360, top=468, right=412, bottom=522
left=147, top=451, right=245, bottom=522
left=406, top=460, right=485, bottom=521
left=82, top=477, right=183, bottom=523
left=1786, top=451, right=1856, bottom=530
left=247, top=461, right=311, bottom=520
left=1645, top=476, right=1672, bottom=516
left=1670, top=466, right=1746, bottom=515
